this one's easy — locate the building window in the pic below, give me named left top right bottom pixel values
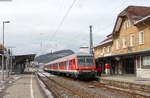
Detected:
left=139, top=31, right=144, bottom=45
left=128, top=20, right=132, bottom=27
left=130, top=34, right=135, bottom=47
left=116, top=39, right=120, bottom=49
left=107, top=46, right=111, bottom=53
left=111, top=46, right=114, bottom=51
left=142, top=56, right=150, bottom=67
left=99, top=49, right=102, bottom=55
left=103, top=47, right=105, bottom=53
left=124, top=20, right=132, bottom=29
left=122, top=38, right=127, bottom=48
left=124, top=22, right=127, bottom=29
left=100, top=48, right=103, bottom=55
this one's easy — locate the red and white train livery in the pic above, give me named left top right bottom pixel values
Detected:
left=44, top=53, right=96, bottom=79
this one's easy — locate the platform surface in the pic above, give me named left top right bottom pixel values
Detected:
left=1, top=72, right=45, bottom=98
left=100, top=75, right=150, bottom=86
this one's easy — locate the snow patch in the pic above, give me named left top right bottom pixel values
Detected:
left=38, top=72, right=55, bottom=77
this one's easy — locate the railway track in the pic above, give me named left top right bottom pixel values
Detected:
left=36, top=71, right=93, bottom=98
left=61, top=76, right=150, bottom=98
left=93, top=82, right=150, bottom=97
left=84, top=81, right=150, bottom=98
left=60, top=76, right=150, bottom=97
left=36, top=70, right=150, bottom=98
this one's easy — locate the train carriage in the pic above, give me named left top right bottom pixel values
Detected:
left=44, top=53, right=97, bottom=79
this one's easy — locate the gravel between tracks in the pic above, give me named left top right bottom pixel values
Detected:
left=38, top=72, right=148, bottom=98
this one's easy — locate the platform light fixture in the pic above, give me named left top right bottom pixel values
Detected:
left=1, top=20, right=10, bottom=81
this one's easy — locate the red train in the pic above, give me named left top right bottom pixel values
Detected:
left=43, top=53, right=97, bottom=79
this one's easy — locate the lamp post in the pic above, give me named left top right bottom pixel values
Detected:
left=2, top=21, right=10, bottom=81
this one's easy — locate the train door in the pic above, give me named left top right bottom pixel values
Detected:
left=66, top=61, right=69, bottom=70
left=72, top=59, right=76, bottom=69
left=70, top=59, right=76, bottom=70
left=58, top=63, right=60, bottom=70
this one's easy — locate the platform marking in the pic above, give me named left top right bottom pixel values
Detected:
left=30, top=75, right=35, bottom=98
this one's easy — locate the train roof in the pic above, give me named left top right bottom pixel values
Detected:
left=45, top=52, right=93, bottom=65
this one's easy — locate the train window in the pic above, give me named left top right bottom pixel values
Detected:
left=62, top=62, right=64, bottom=66
left=77, top=56, right=94, bottom=67
left=54, top=63, right=56, bottom=67
left=59, top=62, right=62, bottom=67
left=60, top=62, right=63, bottom=67
left=86, top=58, right=93, bottom=63
left=63, top=61, right=66, bottom=66
left=69, top=60, right=72, bottom=66
left=55, top=63, right=58, bottom=67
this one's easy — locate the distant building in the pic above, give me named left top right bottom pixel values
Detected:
left=94, top=6, right=150, bottom=78
left=79, top=46, right=89, bottom=53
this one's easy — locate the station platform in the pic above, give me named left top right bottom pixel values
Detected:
left=0, top=71, right=46, bottom=98
left=99, top=75, right=150, bottom=93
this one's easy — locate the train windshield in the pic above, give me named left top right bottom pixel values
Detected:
left=77, top=56, right=94, bottom=67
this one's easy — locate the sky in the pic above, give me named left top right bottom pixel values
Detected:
left=0, top=0, right=149, bottom=55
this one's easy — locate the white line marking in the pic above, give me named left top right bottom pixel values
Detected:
left=30, top=75, right=34, bottom=98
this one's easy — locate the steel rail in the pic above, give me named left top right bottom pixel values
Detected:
left=36, top=71, right=89, bottom=98
left=60, top=76, right=150, bottom=97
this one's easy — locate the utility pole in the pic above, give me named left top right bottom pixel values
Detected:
left=10, top=48, right=13, bottom=74
left=2, top=21, right=10, bottom=81
left=2, top=22, right=5, bottom=81
left=89, top=25, right=93, bottom=55
left=6, top=49, right=9, bottom=78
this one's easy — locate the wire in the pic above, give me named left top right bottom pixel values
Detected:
left=54, top=0, right=65, bottom=27
left=50, top=0, right=78, bottom=41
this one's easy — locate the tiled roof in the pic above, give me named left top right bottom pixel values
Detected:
left=119, top=6, right=150, bottom=23
left=94, top=34, right=113, bottom=48
left=113, top=6, right=150, bottom=34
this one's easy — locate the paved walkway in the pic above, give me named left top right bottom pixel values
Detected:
left=1, top=73, right=46, bottom=98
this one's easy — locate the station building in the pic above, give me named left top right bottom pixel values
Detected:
left=13, top=54, right=36, bottom=73
left=0, top=44, right=36, bottom=74
left=94, top=6, right=150, bottom=78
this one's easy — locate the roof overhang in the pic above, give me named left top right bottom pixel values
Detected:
left=113, top=17, right=123, bottom=33
left=94, top=39, right=113, bottom=48
left=14, top=54, right=36, bottom=64
left=134, top=15, right=150, bottom=25
left=96, top=48, right=150, bottom=59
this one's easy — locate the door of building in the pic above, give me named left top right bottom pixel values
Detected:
left=124, top=57, right=135, bottom=74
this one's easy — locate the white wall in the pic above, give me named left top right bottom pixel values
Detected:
left=137, top=69, right=150, bottom=78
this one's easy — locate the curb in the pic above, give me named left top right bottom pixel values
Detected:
left=99, top=78, right=150, bottom=94
left=35, top=73, right=54, bottom=98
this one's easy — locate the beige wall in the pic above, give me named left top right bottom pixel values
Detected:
left=113, top=18, right=150, bottom=55
left=94, top=17, right=150, bottom=59
left=94, top=42, right=113, bottom=59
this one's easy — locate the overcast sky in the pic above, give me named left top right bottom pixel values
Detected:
left=0, top=0, right=149, bottom=55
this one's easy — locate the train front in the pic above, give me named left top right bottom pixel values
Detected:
left=76, top=55, right=96, bottom=79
